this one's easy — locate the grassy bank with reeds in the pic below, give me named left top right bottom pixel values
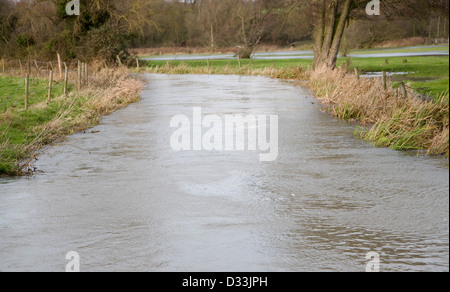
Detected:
left=0, top=66, right=144, bottom=176
left=309, top=68, right=449, bottom=156
left=141, top=58, right=309, bottom=79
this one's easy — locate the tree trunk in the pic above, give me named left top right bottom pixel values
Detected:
left=313, top=0, right=353, bottom=70
left=313, top=0, right=326, bottom=69
left=210, top=24, right=215, bottom=53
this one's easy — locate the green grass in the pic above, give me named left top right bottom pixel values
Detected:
left=337, top=55, right=449, bottom=98
left=0, top=75, right=67, bottom=111
left=0, top=75, right=76, bottom=175
left=0, top=76, right=25, bottom=103
left=348, top=45, right=449, bottom=55
left=143, top=58, right=312, bottom=70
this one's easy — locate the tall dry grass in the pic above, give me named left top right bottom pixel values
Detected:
left=308, top=67, right=449, bottom=156
left=144, top=62, right=307, bottom=80
left=374, top=37, right=429, bottom=48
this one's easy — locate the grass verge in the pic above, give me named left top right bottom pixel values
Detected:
left=308, top=68, right=449, bottom=156
left=0, top=67, right=144, bottom=176
left=141, top=58, right=310, bottom=79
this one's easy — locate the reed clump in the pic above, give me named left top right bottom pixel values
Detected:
left=308, top=67, right=449, bottom=156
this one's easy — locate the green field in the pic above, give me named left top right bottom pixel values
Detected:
left=143, top=58, right=310, bottom=70
left=348, top=45, right=449, bottom=55
left=338, top=55, right=449, bottom=98
left=0, top=75, right=67, bottom=111
left=0, top=75, right=77, bottom=175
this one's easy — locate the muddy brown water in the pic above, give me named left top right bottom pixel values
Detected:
left=0, top=74, right=448, bottom=272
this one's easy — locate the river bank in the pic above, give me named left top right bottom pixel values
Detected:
left=309, top=67, right=449, bottom=156
left=0, top=67, right=145, bottom=176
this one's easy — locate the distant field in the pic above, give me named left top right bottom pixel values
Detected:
left=138, top=44, right=449, bottom=58
left=348, top=45, right=449, bottom=55
left=338, top=55, right=449, bottom=98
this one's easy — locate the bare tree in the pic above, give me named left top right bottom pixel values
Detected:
left=194, top=0, right=232, bottom=52
left=234, top=0, right=280, bottom=58
left=312, top=0, right=361, bottom=70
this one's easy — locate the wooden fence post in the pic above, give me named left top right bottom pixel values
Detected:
left=77, top=60, right=81, bottom=90
left=399, top=82, right=407, bottom=98
left=81, top=62, right=85, bottom=85
left=382, top=71, right=387, bottom=90
left=34, top=60, right=40, bottom=75
left=25, top=73, right=29, bottom=110
left=57, top=53, right=62, bottom=79
left=64, top=63, right=68, bottom=95
left=354, top=67, right=360, bottom=80
left=27, top=57, right=31, bottom=75
left=47, top=70, right=53, bottom=103
left=85, top=63, right=88, bottom=87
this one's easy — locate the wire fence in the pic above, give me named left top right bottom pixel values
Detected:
left=353, top=66, right=428, bottom=101
left=0, top=58, right=96, bottom=113
left=1, top=58, right=81, bottom=77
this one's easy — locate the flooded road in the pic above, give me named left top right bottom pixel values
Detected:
left=0, top=74, right=448, bottom=272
